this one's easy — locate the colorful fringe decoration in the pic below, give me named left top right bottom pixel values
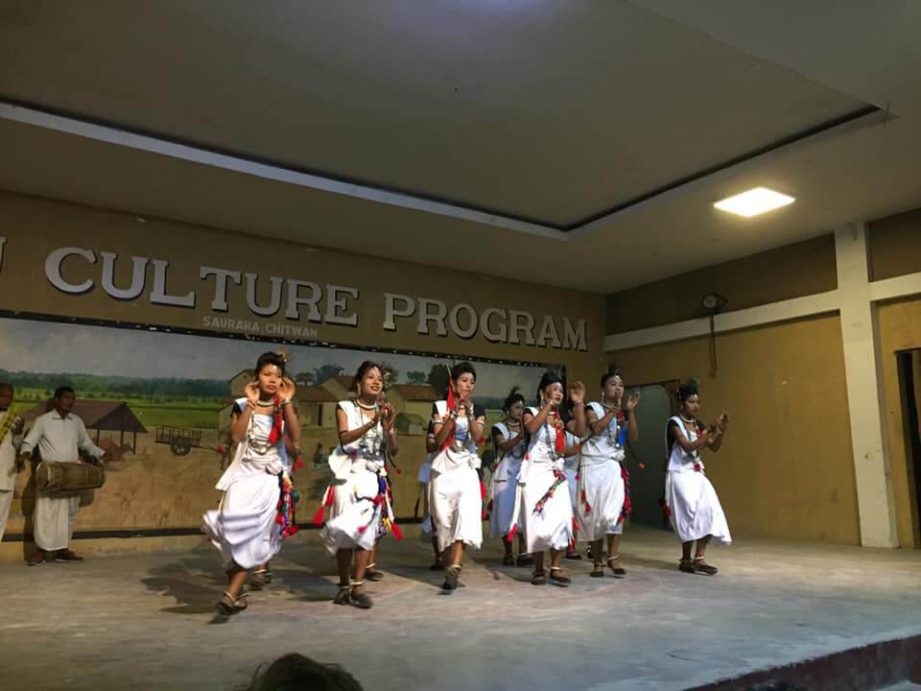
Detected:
left=618, top=462, right=632, bottom=524
left=382, top=516, right=404, bottom=540
left=275, top=473, right=299, bottom=539
left=532, top=469, right=567, bottom=515
left=354, top=475, right=404, bottom=540
left=311, top=484, right=335, bottom=526
left=291, top=448, right=305, bottom=472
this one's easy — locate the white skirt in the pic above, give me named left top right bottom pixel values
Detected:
left=520, top=464, right=573, bottom=553
left=489, top=459, right=522, bottom=539
left=666, top=470, right=731, bottom=544
left=203, top=472, right=282, bottom=571
left=430, top=465, right=482, bottom=553
left=577, top=460, right=625, bottom=541
left=320, top=468, right=386, bottom=555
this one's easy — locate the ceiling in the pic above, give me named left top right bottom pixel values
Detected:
left=1, top=0, right=920, bottom=293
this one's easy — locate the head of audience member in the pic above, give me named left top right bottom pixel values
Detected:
left=244, top=653, right=363, bottom=691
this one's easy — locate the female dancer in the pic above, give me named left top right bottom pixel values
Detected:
left=489, top=388, right=528, bottom=566
left=430, top=362, right=486, bottom=591
left=204, top=352, right=301, bottom=615
left=666, top=380, right=730, bottom=575
left=579, top=370, right=640, bottom=578
left=516, top=372, right=586, bottom=586
left=320, top=362, right=400, bottom=609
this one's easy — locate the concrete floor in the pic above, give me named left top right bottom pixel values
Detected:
left=1, top=525, right=920, bottom=691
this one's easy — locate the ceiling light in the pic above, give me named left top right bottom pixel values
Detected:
left=714, top=187, right=795, bottom=217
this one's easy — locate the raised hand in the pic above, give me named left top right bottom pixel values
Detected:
left=380, top=403, right=396, bottom=431
left=278, top=377, right=297, bottom=401
left=456, top=395, right=472, bottom=417
left=568, top=380, right=586, bottom=405
left=624, top=390, right=641, bottom=411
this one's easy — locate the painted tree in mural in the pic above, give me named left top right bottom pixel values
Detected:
left=291, top=364, right=343, bottom=386
left=427, top=363, right=450, bottom=396
left=406, top=371, right=427, bottom=384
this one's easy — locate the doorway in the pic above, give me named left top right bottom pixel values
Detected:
left=896, top=349, right=921, bottom=546
left=624, top=380, right=679, bottom=529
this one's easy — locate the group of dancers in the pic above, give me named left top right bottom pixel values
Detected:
left=203, top=353, right=731, bottom=613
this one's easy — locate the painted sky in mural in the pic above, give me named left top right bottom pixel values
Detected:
left=0, top=317, right=556, bottom=401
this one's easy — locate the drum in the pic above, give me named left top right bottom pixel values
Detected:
left=35, top=461, right=105, bottom=493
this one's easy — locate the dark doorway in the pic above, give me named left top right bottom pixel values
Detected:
left=624, top=380, right=679, bottom=529
left=896, top=350, right=921, bottom=547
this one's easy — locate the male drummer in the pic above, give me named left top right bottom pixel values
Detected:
left=18, top=386, right=108, bottom=565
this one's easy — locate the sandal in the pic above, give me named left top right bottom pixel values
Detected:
left=365, top=563, right=384, bottom=582
left=442, top=564, right=461, bottom=591
left=27, top=550, right=47, bottom=566
left=333, top=584, right=352, bottom=606
left=54, top=549, right=84, bottom=562
left=693, top=557, right=718, bottom=576
left=217, top=591, right=248, bottom=615
left=349, top=581, right=373, bottom=609
left=548, top=566, right=571, bottom=587
left=607, top=555, right=626, bottom=578
left=531, top=568, right=547, bottom=586
left=590, top=562, right=605, bottom=578
left=679, top=559, right=696, bottom=574
left=249, top=568, right=272, bottom=590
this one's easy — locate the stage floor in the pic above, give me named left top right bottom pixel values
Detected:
left=1, top=525, right=920, bottom=691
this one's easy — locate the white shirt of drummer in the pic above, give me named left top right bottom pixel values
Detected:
left=20, top=410, right=104, bottom=464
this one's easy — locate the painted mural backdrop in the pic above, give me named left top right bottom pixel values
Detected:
left=1, top=315, right=559, bottom=534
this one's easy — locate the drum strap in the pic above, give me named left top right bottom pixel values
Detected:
left=0, top=411, right=20, bottom=446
